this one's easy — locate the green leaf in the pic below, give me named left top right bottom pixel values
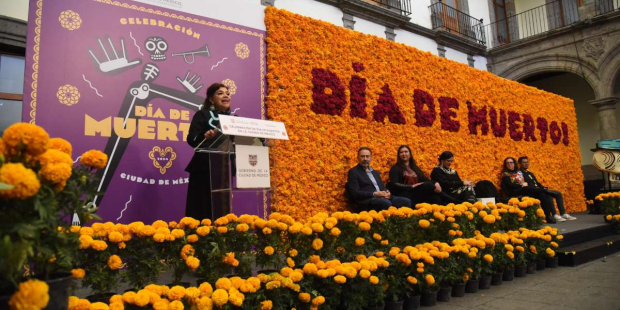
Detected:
left=0, top=182, right=14, bottom=190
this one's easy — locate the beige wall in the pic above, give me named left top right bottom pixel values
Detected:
left=0, top=0, right=29, bottom=21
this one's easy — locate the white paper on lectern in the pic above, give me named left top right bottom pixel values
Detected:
left=235, top=145, right=270, bottom=188
left=219, top=115, right=289, bottom=140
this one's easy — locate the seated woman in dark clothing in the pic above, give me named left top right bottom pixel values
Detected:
left=389, top=145, right=443, bottom=206
left=430, top=151, right=477, bottom=204
left=500, top=157, right=557, bottom=223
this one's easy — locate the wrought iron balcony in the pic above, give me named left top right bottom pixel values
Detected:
left=365, top=0, right=412, bottom=16
left=429, top=0, right=486, bottom=45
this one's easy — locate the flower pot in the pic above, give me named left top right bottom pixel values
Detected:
left=403, top=295, right=420, bottom=310
left=437, top=286, right=451, bottom=302
left=385, top=300, right=404, bottom=310
left=86, top=292, right=116, bottom=303
left=452, top=283, right=466, bottom=297
left=296, top=304, right=311, bottom=310
left=465, top=278, right=479, bottom=293
left=502, top=268, right=515, bottom=281
left=363, top=304, right=385, bottom=310
left=545, top=257, right=559, bottom=268
left=491, top=272, right=503, bottom=286
left=536, top=259, right=546, bottom=271
left=514, top=265, right=527, bottom=277
left=420, top=290, right=438, bottom=307
left=479, top=275, right=492, bottom=290
left=526, top=262, right=537, bottom=274
left=46, top=273, right=74, bottom=310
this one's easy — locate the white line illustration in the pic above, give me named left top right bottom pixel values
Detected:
left=172, top=45, right=210, bottom=64
left=129, top=32, right=144, bottom=56
left=176, top=70, right=203, bottom=94
left=89, top=37, right=141, bottom=73
left=73, top=156, right=81, bottom=163
left=211, top=57, right=228, bottom=70
left=82, top=75, right=103, bottom=97
left=231, top=108, right=241, bottom=115
left=117, top=194, right=132, bottom=221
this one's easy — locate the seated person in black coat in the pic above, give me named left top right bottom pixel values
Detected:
left=388, top=145, right=443, bottom=206
left=430, top=151, right=476, bottom=204
left=500, top=157, right=557, bottom=223
left=346, top=147, right=411, bottom=211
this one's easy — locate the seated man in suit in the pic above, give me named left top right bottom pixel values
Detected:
left=346, top=147, right=411, bottom=211
left=518, top=156, right=577, bottom=222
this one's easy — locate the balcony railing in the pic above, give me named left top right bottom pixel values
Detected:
left=367, top=0, right=412, bottom=16
left=429, top=1, right=486, bottom=45
left=482, top=0, right=619, bottom=50
left=595, top=0, right=620, bottom=16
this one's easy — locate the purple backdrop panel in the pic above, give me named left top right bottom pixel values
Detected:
left=24, top=0, right=266, bottom=223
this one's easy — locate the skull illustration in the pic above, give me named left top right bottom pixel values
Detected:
left=145, top=37, right=168, bottom=61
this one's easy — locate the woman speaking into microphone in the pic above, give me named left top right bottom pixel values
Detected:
left=185, top=83, right=231, bottom=220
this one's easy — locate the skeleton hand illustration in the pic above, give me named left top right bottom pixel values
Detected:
left=176, top=70, right=204, bottom=94
left=89, top=38, right=141, bottom=74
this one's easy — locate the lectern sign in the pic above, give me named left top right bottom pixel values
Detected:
left=219, top=115, right=289, bottom=140
left=235, top=145, right=270, bottom=188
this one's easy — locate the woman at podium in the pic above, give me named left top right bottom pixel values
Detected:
left=185, top=83, right=231, bottom=220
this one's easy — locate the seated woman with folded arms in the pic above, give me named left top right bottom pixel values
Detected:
left=430, top=151, right=476, bottom=204
left=389, top=145, right=443, bottom=205
left=500, top=157, right=557, bottom=223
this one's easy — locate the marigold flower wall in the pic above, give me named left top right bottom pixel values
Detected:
left=264, top=7, right=584, bottom=219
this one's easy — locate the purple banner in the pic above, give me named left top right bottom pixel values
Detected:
left=24, top=0, right=267, bottom=223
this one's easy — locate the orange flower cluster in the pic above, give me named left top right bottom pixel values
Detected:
left=264, top=7, right=584, bottom=219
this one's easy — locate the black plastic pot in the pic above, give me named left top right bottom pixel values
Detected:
left=491, top=272, right=503, bottom=286
left=385, top=300, right=404, bottom=310
left=465, top=279, right=479, bottom=293
left=363, top=305, right=385, bottom=310
left=452, top=283, right=466, bottom=297
left=420, top=290, right=438, bottom=307
left=46, top=273, right=74, bottom=310
left=86, top=292, right=116, bottom=303
left=545, top=257, right=559, bottom=268
left=514, top=265, right=527, bottom=277
left=502, top=268, right=515, bottom=281
left=536, top=258, right=546, bottom=271
left=479, top=275, right=492, bottom=289
left=403, top=295, right=420, bottom=310
left=526, top=262, right=537, bottom=274
left=437, top=286, right=451, bottom=302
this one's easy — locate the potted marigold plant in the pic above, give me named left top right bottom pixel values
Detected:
left=0, top=123, right=106, bottom=309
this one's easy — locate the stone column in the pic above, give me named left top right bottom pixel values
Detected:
left=590, top=97, right=620, bottom=139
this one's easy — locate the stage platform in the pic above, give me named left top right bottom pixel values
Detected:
left=549, top=212, right=620, bottom=266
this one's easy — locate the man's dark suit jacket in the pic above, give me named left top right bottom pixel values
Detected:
left=346, top=164, right=386, bottom=202
left=520, top=169, right=545, bottom=189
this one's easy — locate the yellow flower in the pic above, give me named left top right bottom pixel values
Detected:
left=264, top=246, right=275, bottom=255
left=355, top=237, right=365, bottom=246
left=71, top=268, right=85, bottom=279
left=312, top=238, right=323, bottom=250
left=187, top=234, right=199, bottom=243
left=483, top=215, right=496, bottom=224
left=80, top=150, right=108, bottom=169
left=167, top=286, right=186, bottom=300
left=419, top=220, right=430, bottom=228
left=108, top=231, right=124, bottom=243
left=168, top=300, right=184, bottom=310
left=198, top=282, right=214, bottom=297
left=369, top=276, right=379, bottom=285
left=2, top=123, right=49, bottom=156
left=236, top=223, right=249, bottom=232
left=425, top=274, right=435, bottom=285
left=212, top=289, right=229, bottom=307
left=407, top=276, right=418, bottom=284
left=334, top=275, right=347, bottom=284
left=260, top=300, right=273, bottom=310
left=0, top=163, right=40, bottom=199
left=90, top=302, right=109, bottom=310
left=49, top=138, right=73, bottom=156
left=9, top=279, right=49, bottom=310
left=215, top=278, right=232, bottom=291
left=299, top=292, right=311, bottom=303
left=483, top=254, right=493, bottom=263
left=91, top=240, right=108, bottom=251
left=186, top=256, right=200, bottom=270
left=359, top=269, right=371, bottom=278
left=195, top=227, right=210, bottom=236
left=358, top=222, right=371, bottom=231
left=107, top=255, right=123, bottom=270
left=311, top=296, right=325, bottom=306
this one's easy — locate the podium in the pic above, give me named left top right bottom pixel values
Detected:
left=194, top=115, right=288, bottom=220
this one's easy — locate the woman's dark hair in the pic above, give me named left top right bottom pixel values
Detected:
left=202, top=83, right=229, bottom=110
left=438, top=151, right=454, bottom=164
left=396, top=145, right=416, bottom=169
left=503, top=157, right=517, bottom=173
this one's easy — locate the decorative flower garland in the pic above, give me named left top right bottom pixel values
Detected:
left=264, top=7, right=584, bottom=218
